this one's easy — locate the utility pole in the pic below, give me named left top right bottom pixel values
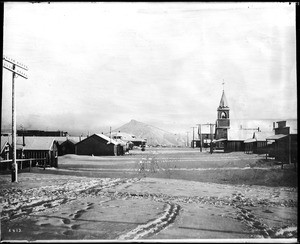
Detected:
left=199, top=123, right=215, bottom=154
left=186, top=131, right=190, bottom=147
left=197, top=124, right=202, bottom=152
left=191, top=127, right=196, bottom=148
left=3, top=56, right=28, bottom=183
left=207, top=123, right=215, bottom=154
left=20, top=124, right=25, bottom=159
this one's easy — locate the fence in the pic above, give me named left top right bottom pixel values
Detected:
left=0, top=158, right=47, bottom=172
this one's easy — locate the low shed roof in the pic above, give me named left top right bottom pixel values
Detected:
left=266, top=134, right=288, bottom=140
left=54, top=136, right=87, bottom=145
left=212, top=138, right=227, bottom=143
left=114, top=139, right=127, bottom=146
left=3, top=136, right=57, bottom=150
left=19, top=137, right=57, bottom=150
left=244, top=138, right=257, bottom=143
left=228, top=129, right=255, bottom=141
left=110, top=132, right=145, bottom=142
left=94, top=134, right=119, bottom=145
left=254, top=131, right=275, bottom=141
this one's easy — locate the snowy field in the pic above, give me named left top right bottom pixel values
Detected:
left=0, top=149, right=297, bottom=241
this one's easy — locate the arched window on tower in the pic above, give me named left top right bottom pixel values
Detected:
left=221, top=112, right=227, bottom=119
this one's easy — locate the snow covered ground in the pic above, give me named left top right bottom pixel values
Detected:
left=0, top=172, right=297, bottom=241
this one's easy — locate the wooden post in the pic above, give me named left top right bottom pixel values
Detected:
left=199, top=125, right=202, bottom=152
left=210, top=124, right=214, bottom=154
left=191, top=127, right=196, bottom=148
left=197, top=124, right=202, bottom=152
left=12, top=66, right=17, bottom=182
left=265, top=139, right=268, bottom=160
left=3, top=56, right=28, bottom=182
left=288, top=135, right=291, bottom=164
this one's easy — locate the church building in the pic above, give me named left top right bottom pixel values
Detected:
left=214, top=89, right=230, bottom=149
left=195, top=85, right=297, bottom=157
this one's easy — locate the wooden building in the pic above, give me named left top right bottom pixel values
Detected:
left=17, top=137, right=59, bottom=167
left=206, top=89, right=298, bottom=157
left=266, top=121, right=298, bottom=166
left=1, top=136, right=11, bottom=160
left=244, top=131, right=273, bottom=154
left=1, top=136, right=58, bottom=168
left=75, top=134, right=124, bottom=156
left=110, top=131, right=144, bottom=149
left=0, top=136, right=12, bottom=171
left=57, top=139, right=76, bottom=156
left=56, top=136, right=86, bottom=156
left=222, top=129, right=253, bottom=152
left=114, top=138, right=128, bottom=154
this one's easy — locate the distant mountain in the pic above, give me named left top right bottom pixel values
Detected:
left=113, top=119, right=186, bottom=147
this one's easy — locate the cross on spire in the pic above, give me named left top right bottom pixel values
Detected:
left=222, top=79, right=225, bottom=91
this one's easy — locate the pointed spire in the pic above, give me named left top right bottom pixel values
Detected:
left=219, top=90, right=229, bottom=108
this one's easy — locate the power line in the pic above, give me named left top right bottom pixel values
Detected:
left=2, top=55, right=28, bottom=183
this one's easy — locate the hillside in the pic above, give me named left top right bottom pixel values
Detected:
left=113, top=119, right=186, bottom=147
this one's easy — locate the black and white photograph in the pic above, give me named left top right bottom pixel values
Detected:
left=1, top=2, right=297, bottom=242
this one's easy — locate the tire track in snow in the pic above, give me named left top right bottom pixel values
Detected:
left=118, top=201, right=181, bottom=240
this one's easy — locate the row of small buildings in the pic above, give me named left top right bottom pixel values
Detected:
left=192, top=89, right=298, bottom=165
left=0, top=131, right=146, bottom=170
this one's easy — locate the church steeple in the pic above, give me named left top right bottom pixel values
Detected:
left=215, top=84, right=230, bottom=141
left=219, top=90, right=229, bottom=108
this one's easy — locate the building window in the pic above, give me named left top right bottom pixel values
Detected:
left=221, top=112, right=227, bottom=119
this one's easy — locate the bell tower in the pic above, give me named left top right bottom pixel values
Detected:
left=215, top=87, right=230, bottom=140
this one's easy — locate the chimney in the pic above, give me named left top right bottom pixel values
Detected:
left=273, top=122, right=275, bottom=130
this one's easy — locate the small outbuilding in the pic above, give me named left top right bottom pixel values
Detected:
left=1, top=136, right=11, bottom=161
left=16, top=137, right=59, bottom=167
left=111, top=131, right=146, bottom=148
left=56, top=136, right=86, bottom=156
left=266, top=134, right=297, bottom=166
left=0, top=136, right=58, bottom=169
left=75, top=134, right=124, bottom=156
left=2, top=136, right=59, bottom=168
left=244, top=131, right=274, bottom=154
left=0, top=136, right=12, bottom=171
left=224, top=130, right=255, bottom=152
left=266, top=120, right=297, bottom=167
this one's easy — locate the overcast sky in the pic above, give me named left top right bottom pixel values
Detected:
left=2, top=2, right=297, bottom=135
